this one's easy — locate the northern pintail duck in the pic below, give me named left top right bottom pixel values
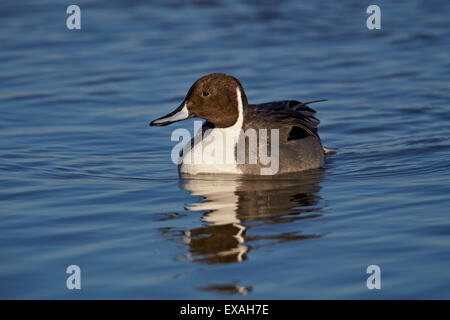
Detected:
left=150, top=73, right=330, bottom=175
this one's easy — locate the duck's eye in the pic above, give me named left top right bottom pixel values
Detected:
left=202, top=91, right=209, bottom=97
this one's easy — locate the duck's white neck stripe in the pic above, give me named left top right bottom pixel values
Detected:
left=229, top=86, right=244, bottom=130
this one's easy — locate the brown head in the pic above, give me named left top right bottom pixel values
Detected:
left=150, top=73, right=248, bottom=128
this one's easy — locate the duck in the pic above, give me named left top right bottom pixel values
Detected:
left=150, top=73, right=331, bottom=175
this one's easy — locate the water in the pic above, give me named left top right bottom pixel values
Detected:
left=0, top=0, right=449, bottom=299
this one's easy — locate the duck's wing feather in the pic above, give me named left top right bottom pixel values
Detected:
left=245, top=100, right=326, bottom=139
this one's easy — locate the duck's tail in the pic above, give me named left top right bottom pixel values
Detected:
left=323, top=147, right=336, bottom=156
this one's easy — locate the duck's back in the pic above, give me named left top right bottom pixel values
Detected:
left=239, top=100, right=325, bottom=174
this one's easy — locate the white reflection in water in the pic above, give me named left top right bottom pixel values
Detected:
left=177, top=170, right=326, bottom=265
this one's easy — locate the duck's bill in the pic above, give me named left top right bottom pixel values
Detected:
left=150, top=102, right=192, bottom=126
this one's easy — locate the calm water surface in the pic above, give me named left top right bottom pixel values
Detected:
left=0, top=0, right=449, bottom=299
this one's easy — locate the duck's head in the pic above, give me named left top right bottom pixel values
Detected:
left=150, top=73, right=248, bottom=128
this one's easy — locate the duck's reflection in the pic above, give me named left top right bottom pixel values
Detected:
left=173, top=169, right=326, bottom=265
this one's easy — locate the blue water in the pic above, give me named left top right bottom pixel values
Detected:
left=1, top=0, right=449, bottom=299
